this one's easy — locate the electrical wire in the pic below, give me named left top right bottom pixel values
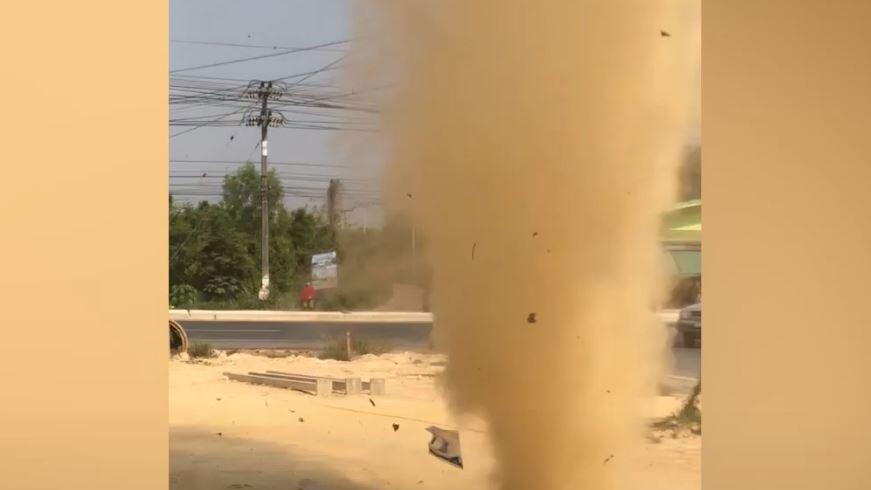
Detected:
left=170, top=39, right=349, bottom=74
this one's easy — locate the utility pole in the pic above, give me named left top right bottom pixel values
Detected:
left=244, top=80, right=286, bottom=301
left=327, top=179, right=340, bottom=232
left=411, top=223, right=417, bottom=283
left=407, top=194, right=416, bottom=284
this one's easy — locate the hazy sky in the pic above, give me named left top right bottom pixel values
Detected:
left=170, top=0, right=372, bottom=215
left=170, top=1, right=700, bottom=224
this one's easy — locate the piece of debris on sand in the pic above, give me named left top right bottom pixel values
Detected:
left=426, top=426, right=463, bottom=469
left=298, top=479, right=327, bottom=490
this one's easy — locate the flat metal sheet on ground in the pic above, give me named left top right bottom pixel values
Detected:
left=426, top=426, right=463, bottom=469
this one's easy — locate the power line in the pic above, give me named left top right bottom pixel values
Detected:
left=171, top=39, right=348, bottom=52
left=170, top=39, right=349, bottom=74
left=169, top=105, right=254, bottom=138
left=170, top=158, right=350, bottom=168
left=275, top=53, right=347, bottom=84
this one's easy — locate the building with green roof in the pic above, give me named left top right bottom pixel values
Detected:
left=662, top=199, right=701, bottom=245
left=660, top=200, right=701, bottom=305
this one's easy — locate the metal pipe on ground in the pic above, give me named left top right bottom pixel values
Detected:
left=170, top=320, right=189, bottom=355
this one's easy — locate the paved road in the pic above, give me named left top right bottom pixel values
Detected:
left=671, top=346, right=701, bottom=380
left=664, top=346, right=701, bottom=396
left=179, top=320, right=432, bottom=351
left=179, top=319, right=700, bottom=386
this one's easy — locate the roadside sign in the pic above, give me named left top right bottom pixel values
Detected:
left=311, top=251, right=338, bottom=290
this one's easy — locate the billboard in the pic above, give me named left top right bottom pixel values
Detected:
left=311, top=251, right=338, bottom=290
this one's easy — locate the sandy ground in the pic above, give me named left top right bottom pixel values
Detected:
left=170, top=352, right=700, bottom=490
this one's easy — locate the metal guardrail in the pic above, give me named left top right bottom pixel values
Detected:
left=172, top=309, right=679, bottom=325
left=224, top=371, right=386, bottom=396
left=171, top=309, right=433, bottom=324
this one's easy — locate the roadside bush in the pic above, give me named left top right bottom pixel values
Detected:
left=318, top=340, right=349, bottom=361
left=652, top=382, right=702, bottom=436
left=188, top=342, right=214, bottom=359
left=202, top=276, right=245, bottom=302
left=351, top=337, right=387, bottom=356
left=317, top=336, right=388, bottom=361
left=169, top=284, right=198, bottom=308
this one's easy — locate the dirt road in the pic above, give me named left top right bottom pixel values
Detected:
left=170, top=352, right=699, bottom=489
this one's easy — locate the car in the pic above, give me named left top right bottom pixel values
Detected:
left=675, top=302, right=701, bottom=347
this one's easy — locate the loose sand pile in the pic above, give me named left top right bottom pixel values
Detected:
left=170, top=352, right=699, bottom=489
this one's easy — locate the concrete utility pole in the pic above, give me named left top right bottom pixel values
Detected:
left=327, top=179, right=341, bottom=232
left=407, top=194, right=416, bottom=284
left=411, top=223, right=417, bottom=282
left=244, top=80, right=286, bottom=301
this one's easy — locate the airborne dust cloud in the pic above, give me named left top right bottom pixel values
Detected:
left=349, top=1, right=698, bottom=488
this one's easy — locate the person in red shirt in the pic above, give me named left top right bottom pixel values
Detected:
left=300, top=282, right=316, bottom=310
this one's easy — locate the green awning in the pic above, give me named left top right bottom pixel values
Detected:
left=661, top=199, right=701, bottom=244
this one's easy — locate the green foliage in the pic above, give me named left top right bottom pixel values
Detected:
left=169, top=164, right=423, bottom=311
left=188, top=342, right=214, bottom=359
left=202, top=276, right=244, bottom=301
left=318, top=340, right=350, bottom=361
left=676, top=382, right=702, bottom=424
left=652, top=382, right=702, bottom=436
left=222, top=163, right=284, bottom=237
left=169, top=164, right=334, bottom=308
left=169, top=284, right=198, bottom=307
left=317, top=335, right=387, bottom=361
left=352, top=337, right=387, bottom=356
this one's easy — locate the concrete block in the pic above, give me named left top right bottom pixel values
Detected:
left=316, top=378, right=333, bottom=396
left=345, top=377, right=362, bottom=395
left=369, top=378, right=386, bottom=396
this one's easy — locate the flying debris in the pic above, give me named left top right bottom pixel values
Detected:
left=425, top=426, right=463, bottom=469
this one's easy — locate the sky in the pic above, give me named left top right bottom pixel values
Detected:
left=170, top=0, right=382, bottom=226
left=170, top=1, right=700, bottom=227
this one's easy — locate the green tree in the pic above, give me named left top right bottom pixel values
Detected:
left=221, top=163, right=297, bottom=295
left=168, top=165, right=352, bottom=309
left=169, top=199, right=204, bottom=288
left=181, top=202, right=257, bottom=301
left=222, top=162, right=284, bottom=237
left=288, top=207, right=335, bottom=273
